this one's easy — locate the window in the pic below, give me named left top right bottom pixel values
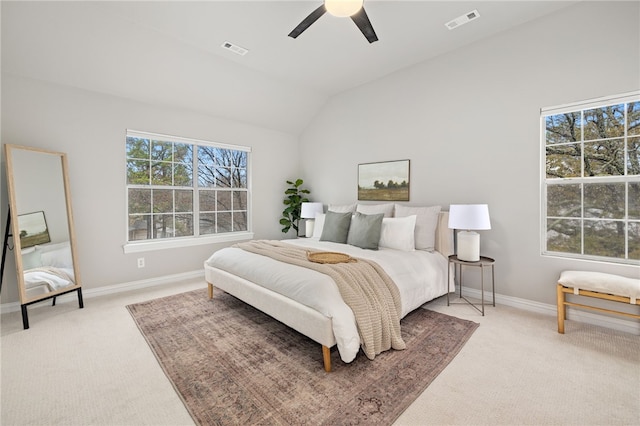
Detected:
left=542, top=92, right=640, bottom=265
left=125, top=130, right=251, bottom=252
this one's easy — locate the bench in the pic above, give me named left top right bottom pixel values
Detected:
left=556, top=270, right=640, bottom=334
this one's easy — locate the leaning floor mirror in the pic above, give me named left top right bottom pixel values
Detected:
left=3, top=144, right=83, bottom=329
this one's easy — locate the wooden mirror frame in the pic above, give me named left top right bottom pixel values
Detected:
left=4, top=144, right=83, bottom=329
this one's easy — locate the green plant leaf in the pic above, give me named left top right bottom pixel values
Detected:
left=280, top=178, right=311, bottom=234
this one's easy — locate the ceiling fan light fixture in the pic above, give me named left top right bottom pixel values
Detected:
left=288, top=0, right=377, bottom=43
left=324, top=0, right=364, bottom=17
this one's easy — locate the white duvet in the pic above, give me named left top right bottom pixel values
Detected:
left=205, top=238, right=451, bottom=363
left=23, top=267, right=75, bottom=291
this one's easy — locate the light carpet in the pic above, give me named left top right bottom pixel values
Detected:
left=126, top=288, right=479, bottom=425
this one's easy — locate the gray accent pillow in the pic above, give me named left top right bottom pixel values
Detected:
left=320, top=211, right=352, bottom=244
left=347, top=212, right=384, bottom=250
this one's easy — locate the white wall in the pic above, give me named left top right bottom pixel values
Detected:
left=299, top=1, right=640, bottom=305
left=1, top=74, right=300, bottom=303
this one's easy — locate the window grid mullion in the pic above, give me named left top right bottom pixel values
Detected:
left=542, top=96, right=639, bottom=264
left=126, top=131, right=250, bottom=244
left=193, top=145, right=200, bottom=237
left=624, top=106, right=629, bottom=260
left=580, top=110, right=585, bottom=256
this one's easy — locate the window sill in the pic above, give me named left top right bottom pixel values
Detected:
left=541, top=251, right=640, bottom=267
left=123, top=231, right=254, bottom=254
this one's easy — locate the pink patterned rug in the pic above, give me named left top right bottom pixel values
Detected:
left=127, top=288, right=478, bottom=425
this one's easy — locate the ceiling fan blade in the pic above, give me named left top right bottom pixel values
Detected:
left=288, top=5, right=327, bottom=39
left=351, top=7, right=378, bottom=43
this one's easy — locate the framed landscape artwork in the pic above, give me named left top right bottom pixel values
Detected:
left=358, top=159, right=410, bottom=201
left=18, top=211, right=51, bottom=249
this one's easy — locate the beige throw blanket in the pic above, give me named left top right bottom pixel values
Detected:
left=235, top=240, right=406, bottom=359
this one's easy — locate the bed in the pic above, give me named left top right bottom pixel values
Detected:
left=204, top=204, right=454, bottom=372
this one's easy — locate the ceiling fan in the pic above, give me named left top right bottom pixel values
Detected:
left=288, top=0, right=378, bottom=44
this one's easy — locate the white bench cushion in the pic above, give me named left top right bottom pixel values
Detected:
left=558, top=270, right=640, bottom=303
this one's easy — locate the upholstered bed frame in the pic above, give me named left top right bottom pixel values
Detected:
left=206, top=211, right=454, bottom=372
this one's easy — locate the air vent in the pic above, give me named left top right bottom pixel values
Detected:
left=221, top=41, right=248, bottom=56
left=445, top=9, right=480, bottom=30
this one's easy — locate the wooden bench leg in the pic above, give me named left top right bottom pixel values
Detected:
left=322, top=345, right=331, bottom=372
left=208, top=283, right=214, bottom=299
left=557, top=284, right=566, bottom=334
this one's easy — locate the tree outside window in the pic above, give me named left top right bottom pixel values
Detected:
left=126, top=131, right=249, bottom=243
left=543, top=97, right=640, bottom=264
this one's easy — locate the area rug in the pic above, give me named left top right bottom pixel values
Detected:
left=127, top=288, right=479, bottom=425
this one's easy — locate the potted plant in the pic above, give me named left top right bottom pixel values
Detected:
left=280, top=179, right=310, bottom=235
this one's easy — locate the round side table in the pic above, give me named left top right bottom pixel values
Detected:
left=447, top=254, right=495, bottom=316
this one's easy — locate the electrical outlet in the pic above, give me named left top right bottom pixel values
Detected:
left=137, top=257, right=145, bottom=268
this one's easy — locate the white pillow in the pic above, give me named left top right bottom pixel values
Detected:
left=21, top=248, right=43, bottom=270
left=394, top=204, right=441, bottom=251
left=357, top=203, right=394, bottom=218
left=378, top=215, right=416, bottom=251
left=328, top=203, right=356, bottom=213
left=36, top=242, right=73, bottom=268
left=311, top=213, right=326, bottom=239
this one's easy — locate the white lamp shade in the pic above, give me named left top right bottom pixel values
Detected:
left=324, top=0, right=363, bottom=17
left=301, top=202, right=324, bottom=219
left=448, top=204, right=491, bottom=230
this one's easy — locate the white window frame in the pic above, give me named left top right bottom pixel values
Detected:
left=540, top=91, right=640, bottom=265
left=123, top=130, right=253, bottom=253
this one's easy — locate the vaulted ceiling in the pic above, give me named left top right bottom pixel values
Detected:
left=2, top=1, right=577, bottom=134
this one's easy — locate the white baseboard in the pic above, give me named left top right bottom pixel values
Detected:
left=459, top=286, right=640, bottom=335
left=0, top=270, right=204, bottom=314
left=3, top=272, right=637, bottom=335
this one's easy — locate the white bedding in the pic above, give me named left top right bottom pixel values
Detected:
left=205, top=238, right=451, bottom=363
left=21, top=241, right=75, bottom=292
left=23, top=267, right=75, bottom=291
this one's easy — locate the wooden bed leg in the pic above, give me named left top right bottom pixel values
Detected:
left=557, top=283, right=566, bottom=334
left=322, top=345, right=331, bottom=373
left=208, top=283, right=214, bottom=299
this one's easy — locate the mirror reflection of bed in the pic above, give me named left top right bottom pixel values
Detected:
left=3, top=144, right=84, bottom=329
left=22, top=241, right=76, bottom=298
left=16, top=210, right=75, bottom=297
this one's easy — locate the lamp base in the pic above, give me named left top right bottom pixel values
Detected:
left=457, top=230, right=480, bottom=262
left=305, top=219, right=315, bottom=238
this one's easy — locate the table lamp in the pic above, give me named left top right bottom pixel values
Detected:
left=300, top=202, right=324, bottom=237
left=448, top=204, right=491, bottom=262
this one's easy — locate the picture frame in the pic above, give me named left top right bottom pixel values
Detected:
left=18, top=211, right=51, bottom=249
left=358, top=159, right=410, bottom=201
